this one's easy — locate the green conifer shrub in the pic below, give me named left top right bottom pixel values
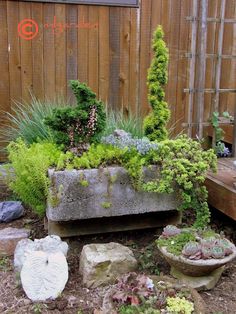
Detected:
left=143, top=25, right=170, bottom=141
left=44, top=81, right=106, bottom=151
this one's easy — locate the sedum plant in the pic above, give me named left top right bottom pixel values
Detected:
left=143, top=25, right=170, bottom=141
left=44, top=81, right=106, bottom=154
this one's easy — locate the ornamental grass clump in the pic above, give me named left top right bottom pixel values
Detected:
left=143, top=25, right=170, bottom=141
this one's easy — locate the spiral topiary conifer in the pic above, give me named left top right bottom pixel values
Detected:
left=143, top=25, right=170, bottom=141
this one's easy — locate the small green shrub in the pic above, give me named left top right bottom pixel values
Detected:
left=44, top=81, right=106, bottom=150
left=143, top=25, right=170, bottom=141
left=6, top=140, right=62, bottom=215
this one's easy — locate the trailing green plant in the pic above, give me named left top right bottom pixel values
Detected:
left=143, top=25, right=170, bottom=141
left=44, top=81, right=106, bottom=153
left=0, top=95, right=69, bottom=148
left=210, top=111, right=231, bottom=157
left=6, top=140, right=62, bottom=215
left=142, top=135, right=217, bottom=228
left=104, top=109, right=143, bottom=138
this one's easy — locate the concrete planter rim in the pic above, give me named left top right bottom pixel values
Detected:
left=158, top=244, right=236, bottom=277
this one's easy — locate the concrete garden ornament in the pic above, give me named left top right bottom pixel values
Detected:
left=21, top=251, right=68, bottom=301
left=14, top=235, right=69, bottom=301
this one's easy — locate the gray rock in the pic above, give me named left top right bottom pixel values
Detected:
left=0, top=201, right=24, bottom=223
left=113, top=129, right=130, bottom=138
left=79, top=242, right=138, bottom=288
left=21, top=251, right=68, bottom=301
left=47, top=166, right=179, bottom=222
left=0, top=227, right=30, bottom=256
left=14, top=235, right=69, bottom=272
left=171, top=266, right=225, bottom=291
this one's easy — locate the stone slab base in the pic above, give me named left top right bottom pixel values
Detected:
left=47, top=210, right=181, bottom=237
left=171, top=265, right=225, bottom=291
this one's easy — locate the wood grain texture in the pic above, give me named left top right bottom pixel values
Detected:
left=88, top=5, right=99, bottom=95
left=109, top=6, right=120, bottom=109
left=32, top=2, right=44, bottom=100
left=55, top=4, right=67, bottom=98
left=19, top=2, right=33, bottom=102
left=43, top=4, right=56, bottom=100
left=77, top=5, right=89, bottom=84
left=0, top=1, right=10, bottom=161
left=66, top=4, right=78, bottom=101
left=98, top=6, right=110, bottom=103
left=7, top=1, right=22, bottom=104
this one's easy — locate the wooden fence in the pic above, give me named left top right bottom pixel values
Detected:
left=0, top=0, right=235, bottom=160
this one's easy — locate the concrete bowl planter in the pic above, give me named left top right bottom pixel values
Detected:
left=102, top=275, right=206, bottom=314
left=158, top=245, right=236, bottom=277
left=46, top=166, right=181, bottom=237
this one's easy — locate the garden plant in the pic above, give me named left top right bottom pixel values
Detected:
left=3, top=25, right=233, bottom=313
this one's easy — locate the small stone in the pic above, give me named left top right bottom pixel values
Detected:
left=0, top=201, right=24, bottom=223
left=0, top=227, right=30, bottom=256
left=170, top=266, right=225, bottom=291
left=79, top=242, right=138, bottom=288
left=14, top=235, right=68, bottom=272
left=21, top=251, right=68, bottom=301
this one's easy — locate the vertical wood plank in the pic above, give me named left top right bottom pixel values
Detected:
left=66, top=4, right=78, bottom=101
left=213, top=0, right=226, bottom=115
left=187, top=0, right=198, bottom=137
left=31, top=2, right=44, bottom=100
left=0, top=1, right=10, bottom=161
left=55, top=4, right=67, bottom=99
left=129, top=8, right=139, bottom=115
left=43, top=4, right=55, bottom=100
left=88, top=6, right=99, bottom=95
left=7, top=1, right=22, bottom=104
left=98, top=6, right=110, bottom=103
left=166, top=0, right=182, bottom=136
left=175, top=0, right=191, bottom=136
left=19, top=2, right=33, bottom=102
left=220, top=0, right=236, bottom=113
left=204, top=0, right=219, bottom=124
left=139, top=0, right=152, bottom=116
left=119, top=8, right=131, bottom=114
left=197, top=0, right=208, bottom=139
left=77, top=5, right=89, bottom=84
left=109, top=6, right=120, bottom=110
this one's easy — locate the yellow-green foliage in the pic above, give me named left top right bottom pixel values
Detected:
left=166, top=297, right=194, bottom=314
left=143, top=25, right=170, bottom=141
left=7, top=140, right=62, bottom=215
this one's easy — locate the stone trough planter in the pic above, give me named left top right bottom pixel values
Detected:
left=46, top=166, right=181, bottom=237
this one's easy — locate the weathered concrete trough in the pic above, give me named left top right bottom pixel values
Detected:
left=46, top=166, right=181, bottom=237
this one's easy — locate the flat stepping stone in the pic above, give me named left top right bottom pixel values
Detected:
left=0, top=227, right=30, bottom=256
